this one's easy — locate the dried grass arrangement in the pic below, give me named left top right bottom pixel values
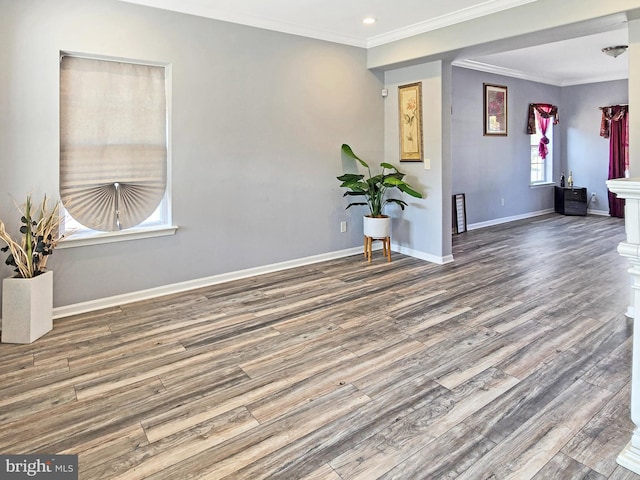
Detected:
left=0, top=195, right=62, bottom=278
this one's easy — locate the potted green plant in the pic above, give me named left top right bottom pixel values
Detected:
left=337, top=143, right=423, bottom=238
left=0, top=194, right=62, bottom=343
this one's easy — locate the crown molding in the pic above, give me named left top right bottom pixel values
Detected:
left=367, top=0, right=538, bottom=48
left=118, top=0, right=368, bottom=46
left=119, top=0, right=537, bottom=49
left=452, top=59, right=628, bottom=87
left=452, top=59, right=563, bottom=85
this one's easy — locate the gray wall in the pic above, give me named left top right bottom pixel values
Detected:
left=451, top=65, right=628, bottom=224
left=452, top=67, right=562, bottom=226
left=561, top=79, right=628, bottom=213
left=0, top=0, right=384, bottom=307
left=1, top=0, right=631, bottom=310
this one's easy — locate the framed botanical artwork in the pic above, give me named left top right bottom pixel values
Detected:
left=483, top=83, right=508, bottom=136
left=398, top=82, right=423, bottom=161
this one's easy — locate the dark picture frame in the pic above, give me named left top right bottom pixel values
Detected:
left=483, top=83, right=508, bottom=136
left=452, top=193, right=467, bottom=234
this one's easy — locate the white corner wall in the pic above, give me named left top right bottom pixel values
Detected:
left=384, top=61, right=452, bottom=263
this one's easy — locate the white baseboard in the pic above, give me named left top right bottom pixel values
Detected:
left=51, top=242, right=455, bottom=320
left=588, top=208, right=609, bottom=216
left=43, top=208, right=597, bottom=321
left=392, top=243, right=454, bottom=265
left=467, top=209, right=554, bottom=231
left=52, top=246, right=365, bottom=319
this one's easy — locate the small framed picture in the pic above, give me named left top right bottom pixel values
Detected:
left=398, top=82, right=423, bottom=161
left=483, top=83, right=508, bottom=136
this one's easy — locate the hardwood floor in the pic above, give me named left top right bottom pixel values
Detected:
left=1, top=213, right=639, bottom=479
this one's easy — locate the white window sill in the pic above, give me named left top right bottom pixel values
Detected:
left=529, top=182, right=555, bottom=189
left=58, top=225, right=179, bottom=248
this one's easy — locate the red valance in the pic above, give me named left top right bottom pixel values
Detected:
left=527, top=103, right=558, bottom=160
left=600, top=104, right=628, bottom=139
left=526, top=103, right=559, bottom=135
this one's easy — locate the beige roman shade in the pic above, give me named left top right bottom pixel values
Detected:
left=60, top=56, right=167, bottom=231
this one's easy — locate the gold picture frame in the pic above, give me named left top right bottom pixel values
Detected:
left=398, top=82, right=423, bottom=161
left=483, top=83, right=508, bottom=136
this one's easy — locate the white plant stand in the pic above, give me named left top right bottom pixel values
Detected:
left=363, top=215, right=392, bottom=263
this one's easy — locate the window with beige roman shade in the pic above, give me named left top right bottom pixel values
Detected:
left=60, top=55, right=168, bottom=232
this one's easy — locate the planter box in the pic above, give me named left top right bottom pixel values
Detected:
left=2, top=271, right=53, bottom=344
left=363, top=215, right=391, bottom=238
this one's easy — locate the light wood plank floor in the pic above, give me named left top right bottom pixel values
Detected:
left=1, top=213, right=639, bottom=479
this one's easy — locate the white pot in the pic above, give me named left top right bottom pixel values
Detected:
left=2, top=271, right=53, bottom=344
left=363, top=215, right=391, bottom=238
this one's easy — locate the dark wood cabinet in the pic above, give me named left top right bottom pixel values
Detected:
left=554, top=186, right=587, bottom=216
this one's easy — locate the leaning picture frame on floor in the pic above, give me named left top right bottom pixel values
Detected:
left=453, top=193, right=467, bottom=234
left=483, top=83, right=508, bottom=136
left=398, top=82, right=423, bottom=161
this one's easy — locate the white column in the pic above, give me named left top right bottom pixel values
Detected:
left=628, top=20, right=640, bottom=179
left=611, top=4, right=640, bottom=442
left=607, top=177, right=640, bottom=474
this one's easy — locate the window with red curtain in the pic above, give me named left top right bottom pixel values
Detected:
left=601, top=105, right=629, bottom=218
left=527, top=104, right=558, bottom=184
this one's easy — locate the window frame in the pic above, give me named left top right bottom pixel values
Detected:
left=58, top=52, right=176, bottom=247
left=529, top=112, right=554, bottom=186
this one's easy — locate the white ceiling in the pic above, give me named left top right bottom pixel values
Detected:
left=454, top=28, right=629, bottom=86
left=119, top=0, right=630, bottom=86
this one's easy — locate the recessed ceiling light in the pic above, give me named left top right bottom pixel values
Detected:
left=362, top=17, right=376, bottom=25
